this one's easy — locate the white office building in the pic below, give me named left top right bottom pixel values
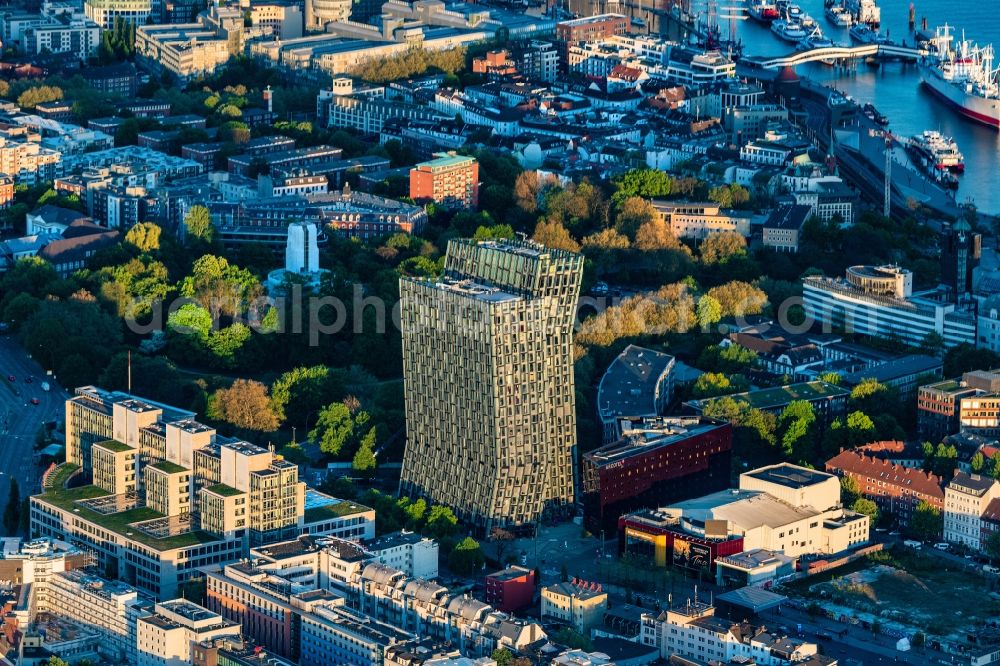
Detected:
left=803, top=265, right=977, bottom=349
left=136, top=600, right=240, bottom=666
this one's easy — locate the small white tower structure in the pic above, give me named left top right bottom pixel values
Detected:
left=267, top=220, right=329, bottom=293
left=285, top=220, right=319, bottom=274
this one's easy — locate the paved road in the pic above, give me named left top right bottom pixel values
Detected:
left=0, top=335, right=68, bottom=526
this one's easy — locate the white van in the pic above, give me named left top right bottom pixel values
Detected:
left=984, top=565, right=1000, bottom=574
left=933, top=542, right=950, bottom=551
left=903, top=540, right=922, bottom=549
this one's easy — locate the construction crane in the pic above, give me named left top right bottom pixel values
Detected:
left=868, top=128, right=899, bottom=218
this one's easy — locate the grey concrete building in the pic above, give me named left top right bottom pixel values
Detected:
left=399, top=239, right=584, bottom=532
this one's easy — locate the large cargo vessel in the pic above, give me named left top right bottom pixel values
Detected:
left=920, top=25, right=1000, bottom=129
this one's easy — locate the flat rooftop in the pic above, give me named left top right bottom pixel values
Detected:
left=687, top=381, right=848, bottom=412
left=585, top=417, right=725, bottom=467
left=429, top=278, right=521, bottom=303
left=743, top=463, right=833, bottom=489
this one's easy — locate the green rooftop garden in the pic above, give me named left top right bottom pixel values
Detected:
left=44, top=463, right=81, bottom=490
left=37, top=483, right=219, bottom=551
left=692, top=381, right=849, bottom=411
left=93, top=440, right=134, bottom=454
left=304, top=500, right=372, bottom=524
left=147, top=460, right=187, bottom=475
left=205, top=483, right=243, bottom=498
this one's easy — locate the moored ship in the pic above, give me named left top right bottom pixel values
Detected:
left=908, top=130, right=965, bottom=173
left=824, top=2, right=852, bottom=27
left=748, top=0, right=780, bottom=23
left=771, top=19, right=808, bottom=43
left=920, top=25, right=1000, bottom=129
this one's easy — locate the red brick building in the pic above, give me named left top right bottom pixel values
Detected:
left=555, top=14, right=628, bottom=44
left=471, top=50, right=518, bottom=79
left=825, top=442, right=945, bottom=527
left=409, top=152, right=479, bottom=209
left=485, top=566, right=536, bottom=612
left=581, top=417, right=732, bottom=535
left=555, top=14, right=628, bottom=66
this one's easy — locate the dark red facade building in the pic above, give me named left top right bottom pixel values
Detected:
left=581, top=416, right=733, bottom=535
left=485, top=566, right=536, bottom=612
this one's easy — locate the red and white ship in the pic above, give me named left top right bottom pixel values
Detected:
left=748, top=0, right=780, bottom=23
left=920, top=25, right=1000, bottom=129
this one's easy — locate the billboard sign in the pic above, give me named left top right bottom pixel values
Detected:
left=673, top=538, right=711, bottom=570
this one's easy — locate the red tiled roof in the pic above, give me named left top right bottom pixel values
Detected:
left=825, top=447, right=945, bottom=500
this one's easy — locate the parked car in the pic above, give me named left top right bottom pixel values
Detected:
left=6, top=375, right=14, bottom=382
left=934, top=542, right=950, bottom=551
left=903, top=540, right=922, bottom=549
left=984, top=565, right=1000, bottom=574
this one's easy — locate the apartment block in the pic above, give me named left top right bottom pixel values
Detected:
left=651, top=200, right=752, bottom=240
left=640, top=601, right=827, bottom=666
left=136, top=600, right=241, bottom=666
left=556, top=14, right=628, bottom=51
left=945, top=472, right=1000, bottom=549
left=540, top=580, right=608, bottom=634
left=918, top=377, right=982, bottom=443
left=85, top=0, right=152, bottom=28
left=825, top=444, right=945, bottom=528
left=357, top=563, right=547, bottom=657
left=47, top=570, right=151, bottom=665
left=300, top=602, right=415, bottom=666
left=0, top=136, right=61, bottom=185
left=33, top=387, right=373, bottom=600
left=24, top=10, right=101, bottom=59
left=399, top=239, right=583, bottom=531
left=484, top=566, right=535, bottom=613
left=409, top=152, right=480, bottom=209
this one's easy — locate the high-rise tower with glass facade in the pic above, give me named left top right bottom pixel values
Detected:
left=399, top=238, right=584, bottom=532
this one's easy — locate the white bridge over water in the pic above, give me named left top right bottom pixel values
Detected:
left=745, top=43, right=929, bottom=68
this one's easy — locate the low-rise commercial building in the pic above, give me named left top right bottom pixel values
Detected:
left=596, top=345, right=675, bottom=443
left=619, top=463, right=869, bottom=569
left=651, top=201, right=751, bottom=240
left=136, top=600, right=241, bottom=666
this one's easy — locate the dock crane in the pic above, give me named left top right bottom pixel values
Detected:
left=868, top=127, right=899, bottom=218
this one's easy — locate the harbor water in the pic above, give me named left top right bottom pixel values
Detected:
left=729, top=0, right=1000, bottom=214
